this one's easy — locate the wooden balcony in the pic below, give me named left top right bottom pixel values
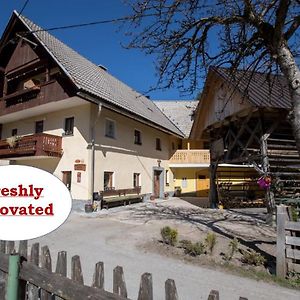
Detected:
left=0, top=133, right=63, bottom=159
left=169, top=149, right=210, bottom=165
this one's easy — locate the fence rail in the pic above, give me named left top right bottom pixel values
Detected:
left=276, top=205, right=300, bottom=278
left=0, top=241, right=248, bottom=300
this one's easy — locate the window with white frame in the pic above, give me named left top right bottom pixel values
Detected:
left=104, top=171, right=114, bottom=190
left=133, top=173, right=141, bottom=188
left=105, top=119, right=116, bottom=138
left=134, top=130, right=142, bottom=145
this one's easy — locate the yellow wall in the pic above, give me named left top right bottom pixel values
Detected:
left=172, top=168, right=210, bottom=196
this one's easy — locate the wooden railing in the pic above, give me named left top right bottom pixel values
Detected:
left=169, top=149, right=210, bottom=164
left=0, top=241, right=248, bottom=300
left=0, top=133, right=62, bottom=159
left=276, top=205, right=300, bottom=278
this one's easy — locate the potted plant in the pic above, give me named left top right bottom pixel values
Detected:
left=84, top=200, right=93, bottom=213
left=6, top=135, right=21, bottom=148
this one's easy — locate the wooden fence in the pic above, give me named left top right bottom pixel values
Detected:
left=0, top=241, right=248, bottom=300
left=276, top=205, right=300, bottom=278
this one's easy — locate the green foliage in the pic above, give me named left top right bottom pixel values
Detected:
left=290, top=206, right=299, bottom=222
left=241, top=249, right=266, bottom=266
left=287, top=271, right=300, bottom=287
left=179, top=239, right=192, bottom=249
left=205, top=232, right=217, bottom=255
left=160, top=226, right=178, bottom=246
left=224, top=238, right=239, bottom=261
left=184, top=241, right=205, bottom=256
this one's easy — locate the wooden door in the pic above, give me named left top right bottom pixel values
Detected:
left=153, top=170, right=161, bottom=198
left=62, top=171, right=72, bottom=191
left=196, top=173, right=209, bottom=197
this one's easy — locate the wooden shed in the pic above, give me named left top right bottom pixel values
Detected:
left=190, top=67, right=300, bottom=211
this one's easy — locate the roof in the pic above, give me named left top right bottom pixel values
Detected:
left=153, top=100, right=197, bottom=137
left=7, top=12, right=184, bottom=137
left=213, top=67, right=292, bottom=109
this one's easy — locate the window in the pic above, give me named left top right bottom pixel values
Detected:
left=62, top=171, right=72, bottom=191
left=105, top=119, right=115, bottom=138
left=35, top=120, right=44, bottom=134
left=133, top=173, right=140, bottom=188
left=134, top=130, right=142, bottom=145
left=171, top=142, right=175, bottom=150
left=12, top=128, right=17, bottom=136
left=104, top=171, right=114, bottom=190
left=64, top=117, right=74, bottom=136
left=156, top=138, right=162, bottom=151
left=165, top=170, right=170, bottom=186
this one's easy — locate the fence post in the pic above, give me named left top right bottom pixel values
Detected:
left=6, top=254, right=20, bottom=300
left=40, top=245, right=52, bottom=300
left=55, top=251, right=67, bottom=277
left=27, top=243, right=39, bottom=300
left=165, top=279, right=178, bottom=300
left=18, top=240, right=28, bottom=299
left=71, top=255, right=84, bottom=284
left=92, top=262, right=104, bottom=290
left=6, top=241, right=15, bottom=254
left=276, top=205, right=287, bottom=278
left=138, top=273, right=153, bottom=300
left=0, top=240, right=6, bottom=299
left=113, top=266, right=127, bottom=297
left=55, top=251, right=67, bottom=300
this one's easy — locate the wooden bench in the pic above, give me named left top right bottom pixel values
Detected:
left=99, top=186, right=143, bottom=209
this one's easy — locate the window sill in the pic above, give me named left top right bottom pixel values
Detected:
left=62, top=132, right=74, bottom=137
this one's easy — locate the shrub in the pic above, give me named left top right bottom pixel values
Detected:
left=179, top=239, right=192, bottom=249
left=184, top=241, right=205, bottom=256
left=160, top=226, right=178, bottom=246
left=224, top=238, right=239, bottom=261
left=205, top=232, right=217, bottom=255
left=241, top=249, right=266, bottom=266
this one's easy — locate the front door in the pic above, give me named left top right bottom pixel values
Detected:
left=196, top=173, right=209, bottom=197
left=62, top=171, right=72, bottom=191
left=153, top=170, right=161, bottom=198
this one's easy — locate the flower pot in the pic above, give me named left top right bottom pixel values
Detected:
left=84, top=204, right=93, bottom=213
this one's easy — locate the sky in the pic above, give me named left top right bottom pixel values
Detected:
left=0, top=0, right=196, bottom=100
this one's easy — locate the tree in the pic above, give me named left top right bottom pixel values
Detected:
left=124, top=0, right=300, bottom=152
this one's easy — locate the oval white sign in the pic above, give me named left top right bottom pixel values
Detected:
left=0, top=165, right=72, bottom=240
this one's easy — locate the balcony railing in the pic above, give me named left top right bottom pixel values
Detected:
left=0, top=133, right=63, bottom=159
left=169, top=149, right=210, bottom=164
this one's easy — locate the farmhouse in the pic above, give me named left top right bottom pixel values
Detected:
left=191, top=67, right=300, bottom=211
left=0, top=11, right=191, bottom=201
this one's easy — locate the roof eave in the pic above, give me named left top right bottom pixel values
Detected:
left=15, top=11, right=81, bottom=91
left=77, top=91, right=185, bottom=138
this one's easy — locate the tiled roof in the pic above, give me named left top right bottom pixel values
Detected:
left=154, top=100, right=197, bottom=137
left=213, top=67, right=292, bottom=109
left=15, top=12, right=184, bottom=137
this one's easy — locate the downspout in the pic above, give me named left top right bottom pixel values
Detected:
left=90, top=104, right=102, bottom=201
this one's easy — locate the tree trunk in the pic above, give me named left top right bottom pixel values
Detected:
left=277, top=44, right=300, bottom=156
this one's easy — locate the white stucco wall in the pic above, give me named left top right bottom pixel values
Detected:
left=1, top=100, right=178, bottom=200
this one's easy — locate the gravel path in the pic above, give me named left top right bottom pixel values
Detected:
left=28, top=199, right=300, bottom=300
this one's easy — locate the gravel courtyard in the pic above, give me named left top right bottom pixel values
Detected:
left=29, top=198, right=300, bottom=300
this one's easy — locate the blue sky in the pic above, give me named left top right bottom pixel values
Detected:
left=0, top=0, right=196, bottom=100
